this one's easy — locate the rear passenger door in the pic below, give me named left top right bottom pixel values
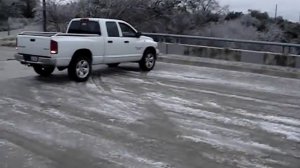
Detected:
left=68, top=19, right=104, bottom=64
left=104, top=21, right=126, bottom=63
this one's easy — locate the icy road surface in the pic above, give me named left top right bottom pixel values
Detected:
left=0, top=60, right=300, bottom=168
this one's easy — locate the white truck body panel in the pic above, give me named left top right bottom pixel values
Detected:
left=17, top=35, right=52, bottom=57
left=52, top=35, right=105, bottom=66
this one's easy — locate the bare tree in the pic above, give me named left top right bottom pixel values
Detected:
left=35, top=0, right=77, bottom=32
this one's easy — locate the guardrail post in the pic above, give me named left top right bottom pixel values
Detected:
left=281, top=46, right=291, bottom=56
left=166, top=43, right=169, bottom=55
left=7, top=22, right=10, bottom=36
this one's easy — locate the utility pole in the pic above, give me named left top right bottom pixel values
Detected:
left=274, top=4, right=278, bottom=20
left=7, top=3, right=15, bottom=36
left=43, top=0, right=47, bottom=32
left=7, top=20, right=10, bottom=36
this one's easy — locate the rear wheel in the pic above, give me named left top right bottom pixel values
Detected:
left=68, top=56, right=91, bottom=82
left=139, top=50, right=156, bottom=71
left=107, top=63, right=120, bottom=68
left=33, top=65, right=55, bottom=77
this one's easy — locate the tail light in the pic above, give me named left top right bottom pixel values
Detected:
left=50, top=40, right=58, bottom=54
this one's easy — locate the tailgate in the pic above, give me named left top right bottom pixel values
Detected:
left=17, top=35, right=52, bottom=57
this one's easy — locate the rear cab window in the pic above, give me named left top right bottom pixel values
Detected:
left=106, top=22, right=120, bottom=37
left=68, top=20, right=101, bottom=35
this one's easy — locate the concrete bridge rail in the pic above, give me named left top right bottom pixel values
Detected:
left=144, top=33, right=300, bottom=68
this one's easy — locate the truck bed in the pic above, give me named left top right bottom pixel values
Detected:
left=17, top=31, right=100, bottom=57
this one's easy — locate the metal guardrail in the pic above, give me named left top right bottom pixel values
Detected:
left=143, top=32, right=300, bottom=56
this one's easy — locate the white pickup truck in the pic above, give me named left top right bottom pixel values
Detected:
left=15, top=18, right=158, bottom=82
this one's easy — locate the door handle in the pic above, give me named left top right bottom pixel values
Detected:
left=30, top=39, right=36, bottom=42
left=124, top=41, right=129, bottom=43
left=108, top=40, right=113, bottom=43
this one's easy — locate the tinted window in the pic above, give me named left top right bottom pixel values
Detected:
left=68, top=20, right=101, bottom=35
left=106, top=22, right=120, bottom=37
left=119, top=23, right=137, bottom=37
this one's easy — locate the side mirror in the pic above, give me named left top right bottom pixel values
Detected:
left=136, top=32, right=142, bottom=38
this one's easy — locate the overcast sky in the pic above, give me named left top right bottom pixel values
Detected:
left=218, top=0, right=300, bottom=22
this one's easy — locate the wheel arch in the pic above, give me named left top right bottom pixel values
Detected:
left=70, top=49, right=93, bottom=65
left=143, top=46, right=157, bottom=59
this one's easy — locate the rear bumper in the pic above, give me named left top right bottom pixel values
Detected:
left=15, top=53, right=56, bottom=66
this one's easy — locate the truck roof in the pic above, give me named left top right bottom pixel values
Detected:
left=70, top=18, right=124, bottom=22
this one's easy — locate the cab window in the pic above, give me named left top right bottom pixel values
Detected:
left=119, top=22, right=137, bottom=37
left=106, top=22, right=120, bottom=37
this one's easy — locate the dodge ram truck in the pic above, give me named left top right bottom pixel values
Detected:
left=15, top=18, right=158, bottom=82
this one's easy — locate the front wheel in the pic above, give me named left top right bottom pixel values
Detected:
left=68, top=56, right=92, bottom=82
left=139, top=50, right=156, bottom=71
left=33, top=65, right=55, bottom=77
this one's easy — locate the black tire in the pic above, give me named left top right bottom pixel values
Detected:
left=68, top=56, right=92, bottom=82
left=33, top=65, right=55, bottom=77
left=107, top=63, right=120, bottom=68
left=139, top=50, right=156, bottom=71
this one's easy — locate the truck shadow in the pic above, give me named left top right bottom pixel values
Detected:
left=34, top=74, right=71, bottom=84
left=34, top=65, right=147, bottom=84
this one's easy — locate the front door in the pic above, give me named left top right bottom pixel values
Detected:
left=118, top=22, right=142, bottom=61
left=104, top=21, right=126, bottom=63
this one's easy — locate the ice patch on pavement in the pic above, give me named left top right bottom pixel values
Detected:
left=0, top=140, right=5, bottom=147
left=154, top=99, right=255, bottom=128
left=202, top=153, right=288, bottom=168
left=173, top=117, right=283, bottom=156
left=0, top=118, right=170, bottom=168
left=173, top=117, right=248, bottom=138
left=259, top=121, right=300, bottom=142
left=146, top=91, right=295, bottom=166
left=232, top=109, right=300, bottom=142
left=127, top=78, right=153, bottom=85
left=178, top=135, right=283, bottom=154
left=234, top=109, right=300, bottom=126
left=30, top=82, right=150, bottom=124
left=204, top=101, right=224, bottom=110
left=0, top=98, right=8, bottom=105
left=0, top=139, right=57, bottom=168
left=147, top=92, right=203, bottom=108
left=155, top=81, right=300, bottom=109
left=151, top=67, right=300, bottom=97
left=31, top=87, right=46, bottom=104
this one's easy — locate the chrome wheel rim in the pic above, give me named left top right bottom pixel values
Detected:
left=76, top=60, right=90, bottom=78
left=145, top=53, right=155, bottom=69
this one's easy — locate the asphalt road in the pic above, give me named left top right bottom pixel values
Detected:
left=0, top=48, right=300, bottom=168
